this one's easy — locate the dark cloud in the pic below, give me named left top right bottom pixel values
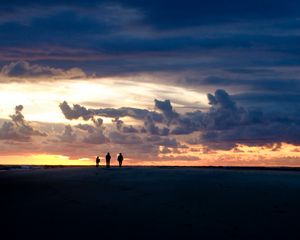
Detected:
left=232, top=92, right=300, bottom=113
left=93, top=107, right=163, bottom=122
left=208, top=89, right=237, bottom=110
left=59, top=101, right=93, bottom=121
left=2, top=1, right=298, bottom=29
left=1, top=0, right=300, bottom=87
left=188, top=89, right=300, bottom=149
left=122, top=125, right=139, bottom=133
left=59, top=89, right=300, bottom=151
left=111, top=117, right=139, bottom=133
left=205, top=89, right=241, bottom=130
left=92, top=117, right=103, bottom=127
left=59, top=101, right=163, bottom=122
left=143, top=115, right=159, bottom=135
left=160, top=137, right=185, bottom=148
left=199, top=122, right=300, bottom=150
left=59, top=101, right=180, bottom=148
left=10, top=105, right=24, bottom=125
left=171, top=111, right=204, bottom=135
left=154, top=99, right=179, bottom=124
left=1, top=61, right=87, bottom=81
left=195, top=76, right=300, bottom=92
left=143, top=115, right=169, bottom=136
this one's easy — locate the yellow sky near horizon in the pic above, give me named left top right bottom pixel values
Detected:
left=1, top=143, right=300, bottom=167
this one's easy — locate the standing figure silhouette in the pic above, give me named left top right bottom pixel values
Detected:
left=117, top=153, right=124, bottom=167
left=96, top=156, right=100, bottom=167
left=105, top=152, right=111, bottom=168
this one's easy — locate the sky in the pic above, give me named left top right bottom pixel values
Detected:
left=1, top=0, right=300, bottom=166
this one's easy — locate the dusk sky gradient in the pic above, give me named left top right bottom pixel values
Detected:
left=1, top=0, right=300, bottom=166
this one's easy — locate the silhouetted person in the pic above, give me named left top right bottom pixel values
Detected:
left=105, top=152, right=111, bottom=168
left=117, top=153, right=124, bottom=167
left=96, top=156, right=100, bottom=167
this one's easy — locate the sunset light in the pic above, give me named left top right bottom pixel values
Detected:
left=0, top=1, right=300, bottom=167
left=2, top=2, right=300, bottom=240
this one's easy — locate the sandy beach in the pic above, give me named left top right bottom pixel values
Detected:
left=1, top=167, right=300, bottom=240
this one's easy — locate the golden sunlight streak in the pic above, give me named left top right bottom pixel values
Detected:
left=0, top=79, right=208, bottom=123
left=1, top=154, right=93, bottom=166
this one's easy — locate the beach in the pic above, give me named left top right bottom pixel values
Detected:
left=1, top=166, right=300, bottom=240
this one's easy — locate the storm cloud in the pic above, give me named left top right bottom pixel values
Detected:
left=190, top=90, right=300, bottom=149
left=58, top=88, right=300, bottom=151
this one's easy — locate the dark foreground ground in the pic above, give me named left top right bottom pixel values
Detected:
left=1, top=167, right=300, bottom=240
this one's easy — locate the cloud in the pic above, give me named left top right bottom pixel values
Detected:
left=158, top=155, right=201, bottom=161
left=143, top=115, right=159, bottom=135
left=0, top=105, right=47, bottom=141
left=74, top=117, right=108, bottom=144
left=59, top=89, right=300, bottom=151
left=159, top=137, right=184, bottom=148
left=0, top=61, right=87, bottom=82
left=55, top=121, right=109, bottom=145
left=146, top=135, right=184, bottom=148
left=93, top=107, right=163, bottom=121
left=83, top=128, right=109, bottom=144
left=122, top=125, right=139, bottom=133
left=0, top=0, right=300, bottom=94
left=75, top=124, right=95, bottom=133
left=197, top=122, right=300, bottom=150
left=171, top=111, right=204, bottom=135
left=108, top=131, right=142, bottom=145
left=111, top=117, right=140, bottom=133
left=186, top=89, right=300, bottom=149
left=59, top=98, right=186, bottom=150
left=208, top=89, right=237, bottom=110
left=58, top=125, right=77, bottom=142
left=59, top=101, right=93, bottom=121
left=92, top=117, right=103, bottom=127
left=143, top=115, right=169, bottom=136
left=112, top=117, right=124, bottom=130
left=154, top=99, right=179, bottom=124
left=10, top=105, right=25, bottom=125
left=204, top=89, right=242, bottom=130
left=2, top=87, right=300, bottom=163
left=60, top=89, right=300, bottom=149
left=160, top=147, right=172, bottom=154
left=0, top=122, right=30, bottom=142
left=59, top=101, right=164, bottom=122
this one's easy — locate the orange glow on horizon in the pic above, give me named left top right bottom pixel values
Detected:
left=1, top=142, right=300, bottom=167
left=0, top=154, right=93, bottom=166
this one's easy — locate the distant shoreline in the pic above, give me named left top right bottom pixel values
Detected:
left=1, top=164, right=300, bottom=172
